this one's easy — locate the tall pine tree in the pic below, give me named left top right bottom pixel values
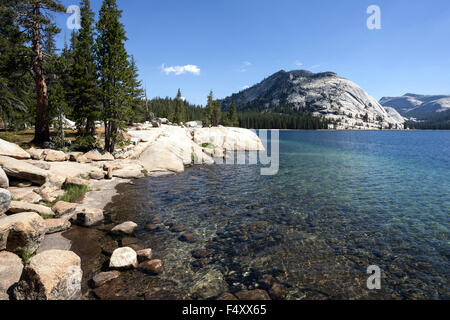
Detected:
left=69, top=0, right=99, bottom=143
left=8, top=0, right=66, bottom=143
left=126, top=55, right=144, bottom=124
left=226, top=101, right=238, bottom=127
left=96, top=0, right=132, bottom=153
left=0, top=3, right=33, bottom=130
left=204, top=90, right=214, bottom=126
left=174, top=89, right=185, bottom=124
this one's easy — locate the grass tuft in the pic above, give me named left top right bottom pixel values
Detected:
left=21, top=250, right=34, bottom=263
left=58, top=184, right=89, bottom=203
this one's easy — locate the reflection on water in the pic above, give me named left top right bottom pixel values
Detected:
left=86, top=131, right=449, bottom=299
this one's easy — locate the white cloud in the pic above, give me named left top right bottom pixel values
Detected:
left=161, top=64, right=200, bottom=76
left=239, top=61, right=252, bottom=72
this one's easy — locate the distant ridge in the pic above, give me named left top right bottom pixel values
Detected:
left=379, top=93, right=450, bottom=120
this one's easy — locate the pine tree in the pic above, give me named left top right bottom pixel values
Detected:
left=49, top=81, right=68, bottom=148
left=173, top=89, right=185, bottom=124
left=204, top=90, right=214, bottom=126
left=212, top=100, right=221, bottom=126
left=69, top=0, right=99, bottom=141
left=8, top=0, right=66, bottom=143
left=126, top=55, right=144, bottom=124
left=0, top=4, right=33, bottom=130
left=96, top=0, right=132, bottom=153
left=226, top=101, right=238, bottom=127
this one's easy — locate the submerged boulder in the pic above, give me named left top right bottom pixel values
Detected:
left=189, top=269, right=228, bottom=300
left=92, top=271, right=120, bottom=288
left=13, top=250, right=82, bottom=300
left=234, top=289, right=271, bottom=300
left=138, top=259, right=163, bottom=275
left=111, top=221, right=138, bottom=236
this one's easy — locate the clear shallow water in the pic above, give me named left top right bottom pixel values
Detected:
left=106, top=131, right=449, bottom=299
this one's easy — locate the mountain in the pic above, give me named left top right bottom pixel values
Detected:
left=379, top=93, right=450, bottom=120
left=221, top=70, right=404, bottom=130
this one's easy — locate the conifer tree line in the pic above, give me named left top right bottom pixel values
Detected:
left=0, top=0, right=144, bottom=152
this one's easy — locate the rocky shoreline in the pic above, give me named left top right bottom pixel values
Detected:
left=0, top=123, right=266, bottom=300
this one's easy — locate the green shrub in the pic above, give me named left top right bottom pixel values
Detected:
left=201, top=142, right=215, bottom=149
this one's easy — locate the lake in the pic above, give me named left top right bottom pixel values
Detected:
left=101, top=131, right=450, bottom=299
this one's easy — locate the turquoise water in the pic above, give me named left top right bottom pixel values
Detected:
left=108, top=131, right=449, bottom=299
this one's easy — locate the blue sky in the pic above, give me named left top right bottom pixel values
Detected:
left=55, top=0, right=450, bottom=105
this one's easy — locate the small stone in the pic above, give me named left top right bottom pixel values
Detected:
left=65, top=177, right=89, bottom=187
left=235, top=289, right=271, bottom=300
left=121, top=237, right=138, bottom=246
left=179, top=232, right=197, bottom=243
left=192, top=248, right=210, bottom=259
left=168, top=223, right=185, bottom=233
left=84, top=150, right=114, bottom=161
left=151, top=217, right=161, bottom=224
left=136, top=249, right=153, bottom=263
left=0, top=188, right=11, bottom=214
left=218, top=293, right=238, bottom=300
left=27, top=148, right=45, bottom=160
left=111, top=221, right=138, bottom=236
left=128, top=244, right=143, bottom=252
left=269, top=283, right=286, bottom=300
left=89, top=170, right=105, bottom=180
left=109, top=247, right=138, bottom=270
left=192, top=258, right=210, bottom=268
left=68, top=152, right=83, bottom=162
left=259, top=274, right=274, bottom=287
left=92, top=271, right=120, bottom=288
left=45, top=150, right=67, bottom=162
left=144, top=224, right=158, bottom=231
left=52, top=201, right=77, bottom=218
left=138, top=259, right=163, bottom=275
